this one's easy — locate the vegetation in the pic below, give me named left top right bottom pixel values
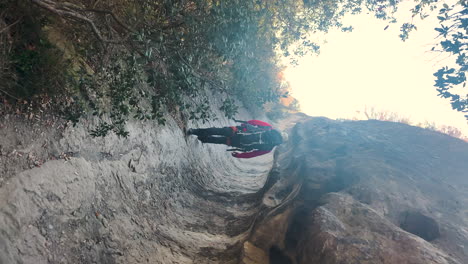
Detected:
left=355, top=107, right=468, bottom=142
left=400, top=0, right=468, bottom=120
left=0, top=1, right=71, bottom=98
left=359, top=106, right=412, bottom=125
left=4, top=0, right=449, bottom=137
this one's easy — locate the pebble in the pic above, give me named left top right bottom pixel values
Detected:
left=96, top=213, right=109, bottom=228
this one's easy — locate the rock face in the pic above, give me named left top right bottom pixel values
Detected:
left=243, top=117, right=468, bottom=264
left=1, top=114, right=468, bottom=264
left=0, top=107, right=273, bottom=264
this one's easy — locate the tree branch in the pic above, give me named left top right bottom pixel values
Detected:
left=0, top=88, right=19, bottom=100
left=0, top=18, right=21, bottom=34
left=83, top=9, right=136, bottom=33
left=31, top=0, right=131, bottom=44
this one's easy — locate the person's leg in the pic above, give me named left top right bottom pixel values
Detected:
left=197, top=135, right=229, bottom=145
left=189, top=127, right=233, bottom=137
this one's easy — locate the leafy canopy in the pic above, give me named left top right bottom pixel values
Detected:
left=9, top=0, right=407, bottom=136
left=401, top=0, right=467, bottom=120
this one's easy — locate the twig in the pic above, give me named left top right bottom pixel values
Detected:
left=31, top=0, right=125, bottom=44
left=92, top=0, right=102, bottom=9
left=84, top=9, right=136, bottom=33
left=0, top=18, right=21, bottom=35
left=0, top=88, right=19, bottom=100
left=58, top=1, right=135, bottom=33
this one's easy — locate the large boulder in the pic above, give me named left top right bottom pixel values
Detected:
left=244, top=117, right=468, bottom=264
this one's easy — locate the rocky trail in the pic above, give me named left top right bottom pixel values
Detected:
left=1, top=112, right=468, bottom=264
left=0, top=105, right=275, bottom=264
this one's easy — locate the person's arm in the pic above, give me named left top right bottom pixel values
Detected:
left=227, top=148, right=243, bottom=152
left=232, top=150, right=271, bottom=159
left=247, top=120, right=272, bottom=128
left=233, top=119, right=248, bottom=124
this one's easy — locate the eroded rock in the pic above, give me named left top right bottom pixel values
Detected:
left=2, top=115, right=468, bottom=264
left=244, top=117, right=468, bottom=264
left=0, top=107, right=273, bottom=264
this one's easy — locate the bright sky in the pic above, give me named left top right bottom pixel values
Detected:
left=284, top=1, right=468, bottom=135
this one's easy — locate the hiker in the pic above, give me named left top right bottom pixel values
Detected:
left=188, top=119, right=287, bottom=158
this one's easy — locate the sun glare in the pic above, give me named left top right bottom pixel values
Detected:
left=284, top=1, right=468, bottom=135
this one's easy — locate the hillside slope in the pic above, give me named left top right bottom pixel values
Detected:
left=1, top=115, right=467, bottom=264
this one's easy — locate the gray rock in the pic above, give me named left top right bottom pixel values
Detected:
left=1, top=113, right=468, bottom=264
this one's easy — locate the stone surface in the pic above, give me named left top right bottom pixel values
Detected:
left=244, top=117, right=468, bottom=264
left=0, top=104, right=273, bottom=264
left=1, top=114, right=468, bottom=264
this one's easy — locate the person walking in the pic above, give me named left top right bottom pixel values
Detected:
left=188, top=119, right=287, bottom=158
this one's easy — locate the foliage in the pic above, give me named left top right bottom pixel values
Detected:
left=401, top=0, right=468, bottom=120
left=434, top=124, right=467, bottom=140
left=219, top=98, right=239, bottom=120
left=3, top=0, right=405, bottom=137
left=433, top=1, right=467, bottom=118
left=414, top=122, right=467, bottom=142
left=187, top=98, right=215, bottom=123
left=359, top=106, right=412, bottom=125
left=355, top=107, right=468, bottom=141
left=0, top=1, right=70, bottom=99
left=74, top=56, right=168, bottom=137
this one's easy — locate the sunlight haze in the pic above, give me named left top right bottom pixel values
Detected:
left=285, top=1, right=468, bottom=134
